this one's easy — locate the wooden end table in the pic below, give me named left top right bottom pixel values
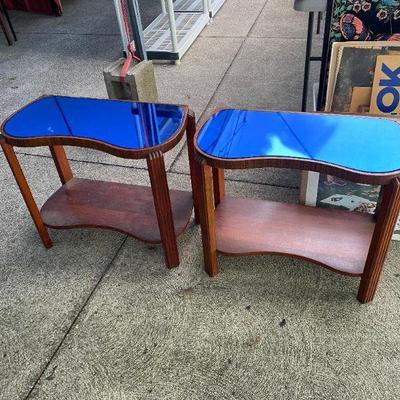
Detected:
left=193, top=109, right=400, bottom=303
left=0, top=95, right=199, bottom=268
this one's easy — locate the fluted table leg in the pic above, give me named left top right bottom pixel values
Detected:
left=186, top=110, right=201, bottom=224
left=358, top=178, right=400, bottom=303
left=199, top=159, right=219, bottom=276
left=147, top=151, right=179, bottom=268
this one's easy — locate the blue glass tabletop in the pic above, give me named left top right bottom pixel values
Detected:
left=2, top=96, right=186, bottom=150
left=196, top=109, right=400, bottom=174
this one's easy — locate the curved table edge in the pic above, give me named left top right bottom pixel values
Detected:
left=0, top=96, right=190, bottom=159
left=194, top=108, right=400, bottom=185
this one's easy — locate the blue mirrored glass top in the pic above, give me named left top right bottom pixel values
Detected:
left=3, top=96, right=185, bottom=149
left=197, top=109, right=400, bottom=174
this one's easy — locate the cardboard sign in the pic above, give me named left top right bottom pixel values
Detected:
left=370, top=55, right=400, bottom=116
left=349, top=86, right=372, bottom=113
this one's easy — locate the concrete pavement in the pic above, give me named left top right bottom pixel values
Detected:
left=1, top=1, right=400, bottom=399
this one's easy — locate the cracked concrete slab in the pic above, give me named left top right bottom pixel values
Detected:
left=0, top=153, right=127, bottom=400
left=202, top=0, right=267, bottom=38
left=6, top=0, right=162, bottom=34
left=250, top=0, right=309, bottom=39
left=24, top=171, right=400, bottom=400
left=6, top=0, right=119, bottom=35
left=0, top=33, right=119, bottom=121
left=204, top=37, right=308, bottom=111
left=156, top=36, right=244, bottom=114
left=2, top=0, right=400, bottom=399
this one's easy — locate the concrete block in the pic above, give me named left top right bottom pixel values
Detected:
left=103, top=58, right=159, bottom=102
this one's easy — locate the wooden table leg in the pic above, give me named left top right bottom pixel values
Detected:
left=212, top=168, right=225, bottom=207
left=199, top=159, right=219, bottom=276
left=4, top=6, right=16, bottom=41
left=1, top=139, right=52, bottom=248
left=49, top=145, right=73, bottom=185
left=147, top=151, right=179, bottom=268
left=358, top=178, right=400, bottom=303
left=0, top=1, right=14, bottom=46
left=186, top=110, right=200, bottom=224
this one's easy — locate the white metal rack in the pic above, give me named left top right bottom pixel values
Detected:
left=144, top=0, right=209, bottom=61
left=174, top=0, right=204, bottom=12
left=143, top=10, right=209, bottom=60
left=174, top=0, right=226, bottom=15
left=209, top=0, right=226, bottom=16
left=114, top=0, right=129, bottom=55
left=114, top=0, right=226, bottom=62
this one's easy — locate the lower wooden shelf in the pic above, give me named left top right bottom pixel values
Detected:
left=215, top=197, right=376, bottom=276
left=41, top=178, right=193, bottom=243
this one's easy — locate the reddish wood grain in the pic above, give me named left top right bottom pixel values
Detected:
left=186, top=110, right=201, bottom=224
left=358, top=178, right=400, bottom=303
left=0, top=1, right=14, bottom=45
left=193, top=109, right=400, bottom=301
left=212, top=168, right=225, bottom=207
left=147, top=151, right=180, bottom=268
left=215, top=197, right=376, bottom=276
left=1, top=138, right=52, bottom=248
left=199, top=161, right=219, bottom=277
left=41, top=178, right=193, bottom=244
left=49, top=145, right=73, bottom=185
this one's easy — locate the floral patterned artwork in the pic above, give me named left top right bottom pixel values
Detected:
left=331, top=0, right=400, bottom=42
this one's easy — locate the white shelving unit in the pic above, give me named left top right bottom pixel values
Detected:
left=114, top=0, right=226, bottom=61
left=114, top=0, right=130, bottom=55
left=144, top=10, right=209, bottom=60
left=174, top=0, right=204, bottom=12
left=143, top=0, right=209, bottom=61
left=174, top=0, right=226, bottom=15
left=208, top=0, right=226, bottom=16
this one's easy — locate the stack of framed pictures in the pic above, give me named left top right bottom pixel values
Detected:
left=317, top=0, right=400, bottom=110
left=302, top=41, right=400, bottom=239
